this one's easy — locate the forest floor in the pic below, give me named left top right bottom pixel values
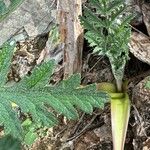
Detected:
left=9, top=36, right=150, bottom=150
left=29, top=54, right=150, bottom=150
left=2, top=1, right=150, bottom=150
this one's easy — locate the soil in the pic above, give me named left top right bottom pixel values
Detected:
left=22, top=43, right=149, bottom=150
left=9, top=23, right=150, bottom=150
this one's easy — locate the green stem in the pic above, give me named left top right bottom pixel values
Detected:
left=116, top=78, right=122, bottom=92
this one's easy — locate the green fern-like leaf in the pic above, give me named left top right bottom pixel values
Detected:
left=0, top=135, right=21, bottom=150
left=146, top=76, right=150, bottom=89
left=106, top=1, right=124, bottom=14
left=0, top=42, right=14, bottom=85
left=0, top=0, right=24, bottom=21
left=80, top=0, right=133, bottom=89
left=0, top=42, right=108, bottom=140
left=0, top=1, right=7, bottom=15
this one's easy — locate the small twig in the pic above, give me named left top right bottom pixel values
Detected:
left=70, top=112, right=85, bottom=136
left=66, top=121, right=104, bottom=142
left=54, top=127, right=67, bottom=139
left=132, top=104, right=147, bottom=137
left=81, top=56, right=104, bottom=81
left=86, top=144, right=99, bottom=150
left=88, top=56, right=104, bottom=73
left=130, top=25, right=150, bottom=40
left=66, top=113, right=102, bottom=142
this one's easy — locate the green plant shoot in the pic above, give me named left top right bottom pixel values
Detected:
left=0, top=0, right=24, bottom=21
left=80, top=0, right=133, bottom=149
left=80, top=0, right=133, bottom=91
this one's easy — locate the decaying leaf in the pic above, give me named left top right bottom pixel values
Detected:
left=129, top=32, right=150, bottom=65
